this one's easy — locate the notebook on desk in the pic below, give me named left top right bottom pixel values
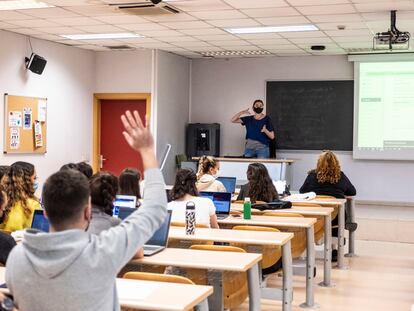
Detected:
left=143, top=210, right=172, bottom=256
left=199, top=191, right=232, bottom=220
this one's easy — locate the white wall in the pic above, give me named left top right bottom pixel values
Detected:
left=190, top=56, right=414, bottom=202
left=0, top=30, right=95, bottom=185
left=154, top=50, right=190, bottom=184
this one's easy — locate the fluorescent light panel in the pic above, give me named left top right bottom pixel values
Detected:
left=226, top=25, right=318, bottom=34
left=62, top=33, right=143, bottom=40
left=200, top=50, right=272, bottom=57
left=0, top=0, right=54, bottom=10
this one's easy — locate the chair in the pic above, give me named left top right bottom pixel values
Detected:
left=186, top=245, right=249, bottom=310
left=175, top=154, right=187, bottom=169
left=262, top=212, right=307, bottom=258
left=231, top=226, right=281, bottom=271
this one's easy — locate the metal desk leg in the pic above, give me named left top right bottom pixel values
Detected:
left=345, top=197, right=357, bottom=257
left=207, top=271, right=224, bottom=311
left=247, top=263, right=261, bottom=311
left=195, top=299, right=210, bottom=311
left=319, top=214, right=333, bottom=287
left=300, top=227, right=315, bottom=308
left=336, top=203, right=346, bottom=269
left=282, top=240, right=293, bottom=311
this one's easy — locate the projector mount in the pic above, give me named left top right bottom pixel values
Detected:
left=373, top=10, right=410, bottom=50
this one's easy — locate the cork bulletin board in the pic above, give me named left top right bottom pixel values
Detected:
left=3, top=94, right=47, bottom=154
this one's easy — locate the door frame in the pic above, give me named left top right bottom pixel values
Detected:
left=92, top=93, right=151, bottom=173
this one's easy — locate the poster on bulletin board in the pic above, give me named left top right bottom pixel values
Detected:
left=3, top=94, right=47, bottom=154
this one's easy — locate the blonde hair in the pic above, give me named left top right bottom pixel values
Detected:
left=315, top=150, right=341, bottom=184
left=197, top=156, right=219, bottom=180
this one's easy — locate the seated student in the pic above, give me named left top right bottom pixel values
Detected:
left=119, top=168, right=142, bottom=207
left=0, top=185, right=17, bottom=265
left=196, top=156, right=226, bottom=192
left=76, top=162, right=93, bottom=180
left=59, top=162, right=78, bottom=171
left=6, top=110, right=167, bottom=311
left=169, top=169, right=219, bottom=228
left=0, top=162, right=41, bottom=232
left=237, top=163, right=279, bottom=203
left=87, top=172, right=121, bottom=235
left=0, top=165, right=10, bottom=181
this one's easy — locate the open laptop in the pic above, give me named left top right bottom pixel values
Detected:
left=31, top=210, right=50, bottom=232
left=143, top=210, right=172, bottom=256
left=216, top=177, right=237, bottom=194
left=199, top=191, right=232, bottom=220
left=113, top=195, right=137, bottom=218
left=117, top=207, right=136, bottom=220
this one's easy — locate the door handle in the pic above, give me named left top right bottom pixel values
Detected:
left=100, top=154, right=107, bottom=169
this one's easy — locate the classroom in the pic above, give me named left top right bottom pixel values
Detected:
left=0, top=0, right=413, bottom=310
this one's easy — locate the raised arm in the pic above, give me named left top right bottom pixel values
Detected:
left=231, top=108, right=250, bottom=123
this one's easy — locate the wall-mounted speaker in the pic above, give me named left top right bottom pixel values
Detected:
left=25, top=53, right=47, bottom=75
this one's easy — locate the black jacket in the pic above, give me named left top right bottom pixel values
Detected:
left=299, top=171, right=356, bottom=199
left=0, top=231, right=16, bottom=265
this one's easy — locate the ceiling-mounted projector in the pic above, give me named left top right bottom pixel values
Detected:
left=373, top=10, right=410, bottom=50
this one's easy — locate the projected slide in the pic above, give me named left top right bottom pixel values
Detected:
left=356, top=62, right=414, bottom=159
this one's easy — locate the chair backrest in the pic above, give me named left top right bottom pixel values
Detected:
left=188, top=245, right=248, bottom=309
left=123, top=271, right=195, bottom=285
left=231, top=225, right=281, bottom=270
left=175, top=154, right=188, bottom=168
left=262, top=212, right=306, bottom=258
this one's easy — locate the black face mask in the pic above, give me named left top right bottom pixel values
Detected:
left=253, top=107, right=263, bottom=114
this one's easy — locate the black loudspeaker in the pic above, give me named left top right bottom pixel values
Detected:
left=186, top=123, right=220, bottom=158
left=25, top=53, right=47, bottom=75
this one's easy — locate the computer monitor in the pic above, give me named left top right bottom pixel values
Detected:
left=216, top=177, right=237, bottom=194
left=31, top=210, right=49, bottom=232
left=199, top=191, right=232, bottom=215
left=113, top=195, right=137, bottom=217
left=146, top=210, right=172, bottom=247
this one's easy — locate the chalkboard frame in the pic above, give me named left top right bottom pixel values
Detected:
left=265, top=79, right=354, bottom=151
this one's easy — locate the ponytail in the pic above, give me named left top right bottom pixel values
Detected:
left=196, top=156, right=218, bottom=180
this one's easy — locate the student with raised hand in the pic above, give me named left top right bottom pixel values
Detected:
left=6, top=110, right=167, bottom=311
left=169, top=169, right=219, bottom=228
left=0, top=162, right=40, bottom=232
left=237, top=163, right=279, bottom=203
left=87, top=172, right=121, bottom=235
left=196, top=156, right=226, bottom=193
left=119, top=168, right=142, bottom=207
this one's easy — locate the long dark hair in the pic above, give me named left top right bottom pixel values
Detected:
left=90, top=172, right=118, bottom=216
left=245, top=163, right=278, bottom=203
left=119, top=168, right=141, bottom=199
left=170, top=169, right=198, bottom=201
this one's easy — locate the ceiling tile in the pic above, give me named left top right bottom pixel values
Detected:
left=157, top=47, right=189, bottom=52
left=354, top=1, right=414, bottom=13
left=242, top=7, right=300, bottom=18
left=307, top=14, right=363, bottom=23
left=338, top=41, right=373, bottom=48
left=77, top=44, right=110, bottom=51
left=316, top=21, right=368, bottom=30
left=118, top=23, right=169, bottom=31
left=289, top=37, right=334, bottom=44
left=172, top=0, right=232, bottom=11
left=55, top=39, right=89, bottom=46
left=223, top=45, right=262, bottom=51
left=247, top=38, right=291, bottom=45
left=223, top=0, right=289, bottom=9
left=194, top=34, right=239, bottom=40
left=256, top=16, right=310, bottom=25
left=136, top=42, right=175, bottom=48
left=10, top=28, right=45, bottom=35
left=118, top=37, right=160, bottom=43
left=160, top=21, right=211, bottom=29
left=75, top=24, right=125, bottom=33
left=172, top=41, right=212, bottom=47
left=65, top=5, right=117, bottom=16
left=276, top=52, right=310, bottom=56
left=259, top=44, right=298, bottom=49
left=279, top=30, right=327, bottom=38
left=32, top=33, right=66, bottom=41
left=296, top=42, right=340, bottom=49
left=93, top=14, right=148, bottom=24
left=20, top=7, right=80, bottom=19
left=325, top=29, right=373, bottom=37
left=139, top=29, right=185, bottom=37
left=191, top=46, right=224, bottom=52
left=161, top=36, right=199, bottom=42
left=207, top=18, right=260, bottom=27
left=37, top=26, right=86, bottom=34
left=190, top=10, right=247, bottom=20
left=208, top=40, right=251, bottom=47
left=143, top=13, right=197, bottom=22
left=0, top=21, right=19, bottom=29
left=331, top=35, right=372, bottom=43
left=296, top=4, right=356, bottom=15
left=180, top=28, right=226, bottom=35
left=287, top=0, right=350, bottom=5
left=7, top=19, right=62, bottom=28
left=49, top=17, right=104, bottom=26
left=0, top=11, right=34, bottom=21
left=40, top=0, right=97, bottom=6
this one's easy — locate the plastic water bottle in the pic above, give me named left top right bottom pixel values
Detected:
left=185, top=201, right=196, bottom=235
left=243, top=197, right=251, bottom=220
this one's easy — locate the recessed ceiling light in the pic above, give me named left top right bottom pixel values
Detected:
left=225, top=25, right=318, bottom=34
left=0, top=0, right=54, bottom=10
left=61, top=33, right=144, bottom=40
left=200, top=50, right=272, bottom=57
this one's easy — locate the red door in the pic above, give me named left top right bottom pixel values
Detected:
left=100, top=99, right=147, bottom=176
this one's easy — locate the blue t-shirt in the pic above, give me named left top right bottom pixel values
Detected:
left=240, top=115, right=274, bottom=146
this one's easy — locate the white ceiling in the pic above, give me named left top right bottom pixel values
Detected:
left=1, top=0, right=414, bottom=58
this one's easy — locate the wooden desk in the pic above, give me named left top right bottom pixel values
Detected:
left=0, top=267, right=213, bottom=311
left=169, top=227, right=294, bottom=310
left=132, top=248, right=263, bottom=311
left=231, top=204, right=334, bottom=287
left=218, top=215, right=317, bottom=308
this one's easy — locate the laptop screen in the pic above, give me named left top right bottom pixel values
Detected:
left=118, top=207, right=136, bottom=220
left=199, top=191, right=232, bottom=215
left=146, top=210, right=172, bottom=247
left=113, top=195, right=137, bottom=217
left=217, top=177, right=237, bottom=194
left=31, top=210, right=50, bottom=232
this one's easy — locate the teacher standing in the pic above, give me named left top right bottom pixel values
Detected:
left=231, top=99, right=275, bottom=158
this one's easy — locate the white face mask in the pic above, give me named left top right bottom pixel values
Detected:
left=213, top=170, right=220, bottom=178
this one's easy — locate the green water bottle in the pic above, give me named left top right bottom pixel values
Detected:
left=243, top=197, right=251, bottom=220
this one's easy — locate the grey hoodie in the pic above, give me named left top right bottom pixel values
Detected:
left=6, top=168, right=167, bottom=311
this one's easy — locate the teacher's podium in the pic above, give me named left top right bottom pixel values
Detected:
left=192, top=157, right=294, bottom=185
